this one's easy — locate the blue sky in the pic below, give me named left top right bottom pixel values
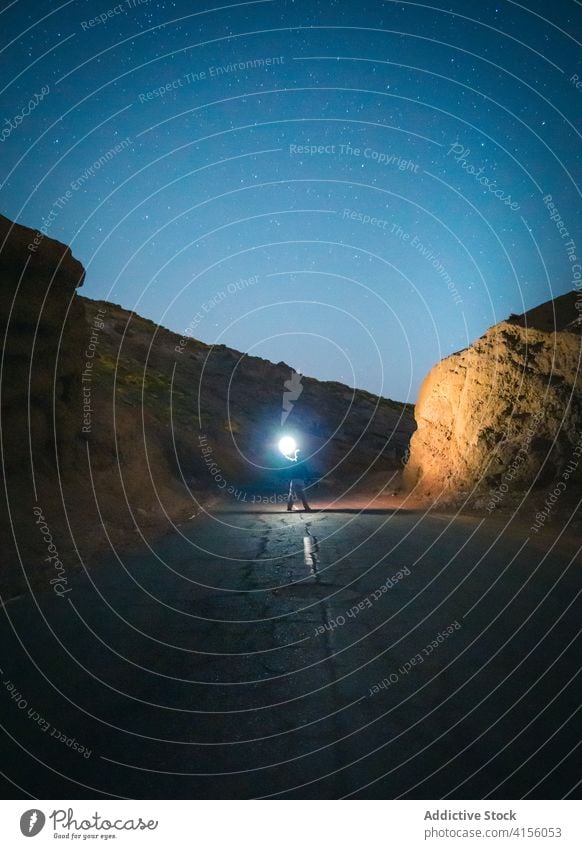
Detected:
left=1, top=0, right=580, bottom=402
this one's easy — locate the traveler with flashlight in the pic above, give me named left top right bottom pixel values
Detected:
left=278, top=436, right=313, bottom=512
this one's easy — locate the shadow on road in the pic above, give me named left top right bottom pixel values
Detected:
left=213, top=508, right=414, bottom=515
left=311, top=508, right=413, bottom=515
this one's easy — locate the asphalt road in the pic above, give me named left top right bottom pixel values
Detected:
left=0, top=500, right=580, bottom=799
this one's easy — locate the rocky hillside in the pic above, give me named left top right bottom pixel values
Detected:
left=81, top=296, right=414, bottom=494
left=0, top=214, right=414, bottom=599
left=403, top=292, right=582, bottom=502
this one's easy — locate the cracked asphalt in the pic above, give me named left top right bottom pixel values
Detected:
left=0, top=502, right=580, bottom=799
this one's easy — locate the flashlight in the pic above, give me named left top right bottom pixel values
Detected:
left=278, top=436, right=297, bottom=459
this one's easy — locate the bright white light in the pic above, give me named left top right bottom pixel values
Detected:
left=278, top=436, right=297, bottom=458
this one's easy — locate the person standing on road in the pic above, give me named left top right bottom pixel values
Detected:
left=284, top=448, right=313, bottom=512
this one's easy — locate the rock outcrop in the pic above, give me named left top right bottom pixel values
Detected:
left=403, top=292, right=582, bottom=500
left=0, top=214, right=86, bottom=473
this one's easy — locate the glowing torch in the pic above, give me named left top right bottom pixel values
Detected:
left=278, top=435, right=298, bottom=460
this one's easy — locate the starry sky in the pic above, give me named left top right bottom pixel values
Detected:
left=1, top=0, right=580, bottom=403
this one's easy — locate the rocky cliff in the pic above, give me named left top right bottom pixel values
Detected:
left=0, top=215, right=87, bottom=598
left=0, top=214, right=86, bottom=473
left=403, top=292, right=582, bottom=503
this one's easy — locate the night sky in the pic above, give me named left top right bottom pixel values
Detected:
left=1, top=0, right=580, bottom=402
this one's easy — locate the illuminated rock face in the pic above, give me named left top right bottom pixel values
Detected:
left=403, top=293, right=582, bottom=498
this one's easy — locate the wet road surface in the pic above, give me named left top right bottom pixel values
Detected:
left=0, top=502, right=580, bottom=798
